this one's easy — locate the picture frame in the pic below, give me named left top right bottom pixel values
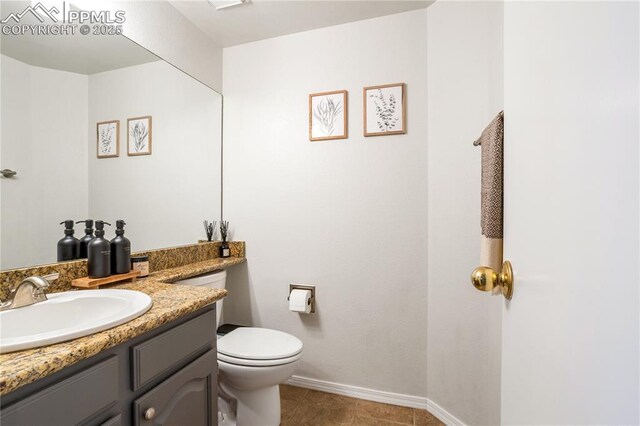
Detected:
left=309, top=90, right=348, bottom=141
left=96, top=120, right=119, bottom=158
left=363, top=83, right=406, bottom=137
left=127, top=116, right=153, bottom=156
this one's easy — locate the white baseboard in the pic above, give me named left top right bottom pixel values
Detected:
left=284, top=375, right=465, bottom=426
left=426, top=399, right=465, bottom=426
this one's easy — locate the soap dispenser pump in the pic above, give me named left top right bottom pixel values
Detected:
left=88, top=220, right=111, bottom=278
left=76, top=219, right=95, bottom=259
left=110, top=220, right=131, bottom=275
left=57, top=220, right=80, bottom=261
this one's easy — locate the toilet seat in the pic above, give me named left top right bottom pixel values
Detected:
left=218, top=351, right=302, bottom=367
left=217, top=327, right=303, bottom=367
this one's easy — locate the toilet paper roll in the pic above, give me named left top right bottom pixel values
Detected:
left=289, top=289, right=312, bottom=314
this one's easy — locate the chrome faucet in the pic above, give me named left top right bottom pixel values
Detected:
left=0, top=273, right=59, bottom=311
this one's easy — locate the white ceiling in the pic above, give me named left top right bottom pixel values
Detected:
left=168, top=0, right=432, bottom=47
left=0, top=1, right=159, bottom=74
left=1, top=32, right=160, bottom=75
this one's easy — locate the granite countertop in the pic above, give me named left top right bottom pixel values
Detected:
left=0, top=256, right=245, bottom=396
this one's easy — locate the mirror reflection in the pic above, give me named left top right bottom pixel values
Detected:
left=0, top=27, right=222, bottom=270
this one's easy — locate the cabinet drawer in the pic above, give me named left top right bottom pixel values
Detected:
left=100, top=414, right=122, bottom=426
left=133, top=349, right=216, bottom=426
left=131, top=309, right=215, bottom=390
left=1, top=356, right=119, bottom=426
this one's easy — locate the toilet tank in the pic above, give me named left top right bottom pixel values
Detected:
left=176, top=269, right=227, bottom=289
left=176, top=269, right=227, bottom=327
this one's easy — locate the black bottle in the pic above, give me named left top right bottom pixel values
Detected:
left=110, top=220, right=131, bottom=275
left=220, top=241, right=230, bottom=258
left=57, top=220, right=80, bottom=261
left=88, top=220, right=111, bottom=278
left=76, top=219, right=95, bottom=259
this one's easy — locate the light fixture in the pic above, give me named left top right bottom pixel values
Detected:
left=206, top=0, right=250, bottom=11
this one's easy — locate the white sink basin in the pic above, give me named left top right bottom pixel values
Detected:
left=0, top=289, right=152, bottom=354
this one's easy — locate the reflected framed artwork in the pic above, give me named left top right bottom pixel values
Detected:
left=309, top=90, right=348, bottom=141
left=96, top=120, right=119, bottom=158
left=363, top=83, right=406, bottom=137
left=127, top=116, right=153, bottom=156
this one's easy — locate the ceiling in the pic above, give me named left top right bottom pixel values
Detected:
left=0, top=1, right=159, bottom=74
left=168, top=0, right=432, bottom=47
left=1, top=32, right=160, bottom=75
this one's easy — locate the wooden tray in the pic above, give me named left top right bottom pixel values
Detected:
left=72, top=270, right=141, bottom=289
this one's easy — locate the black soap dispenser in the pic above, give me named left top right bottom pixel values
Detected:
left=57, top=220, right=80, bottom=261
left=76, top=219, right=95, bottom=259
left=111, top=220, right=131, bottom=275
left=88, top=220, right=111, bottom=278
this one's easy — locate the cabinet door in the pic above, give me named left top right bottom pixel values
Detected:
left=133, top=350, right=216, bottom=426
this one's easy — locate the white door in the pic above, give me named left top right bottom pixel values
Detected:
left=502, top=2, right=639, bottom=425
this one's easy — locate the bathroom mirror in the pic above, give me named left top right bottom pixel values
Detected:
left=0, top=18, right=222, bottom=270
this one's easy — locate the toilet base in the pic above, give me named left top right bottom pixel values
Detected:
left=218, top=397, right=236, bottom=426
left=220, top=382, right=281, bottom=426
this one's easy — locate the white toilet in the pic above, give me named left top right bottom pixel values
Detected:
left=177, top=270, right=303, bottom=426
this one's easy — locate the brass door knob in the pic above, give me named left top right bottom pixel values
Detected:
left=471, top=260, right=514, bottom=300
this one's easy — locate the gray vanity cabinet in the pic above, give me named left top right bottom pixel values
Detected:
left=0, top=306, right=217, bottom=426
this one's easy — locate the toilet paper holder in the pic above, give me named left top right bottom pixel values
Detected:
left=288, top=284, right=315, bottom=313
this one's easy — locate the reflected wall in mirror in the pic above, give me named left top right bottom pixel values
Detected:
left=0, top=20, right=222, bottom=270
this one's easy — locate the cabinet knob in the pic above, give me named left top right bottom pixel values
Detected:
left=144, top=407, right=156, bottom=420
left=1, top=169, right=17, bottom=178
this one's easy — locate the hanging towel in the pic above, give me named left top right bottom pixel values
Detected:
left=473, top=111, right=504, bottom=272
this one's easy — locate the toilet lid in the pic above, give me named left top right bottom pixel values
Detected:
left=217, top=327, right=303, bottom=360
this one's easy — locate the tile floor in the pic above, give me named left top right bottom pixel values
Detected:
left=280, top=384, right=445, bottom=426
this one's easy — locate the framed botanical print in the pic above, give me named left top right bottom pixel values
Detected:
left=96, top=120, right=119, bottom=158
left=309, top=90, right=348, bottom=141
left=363, top=83, right=406, bottom=137
left=127, top=116, right=152, bottom=156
